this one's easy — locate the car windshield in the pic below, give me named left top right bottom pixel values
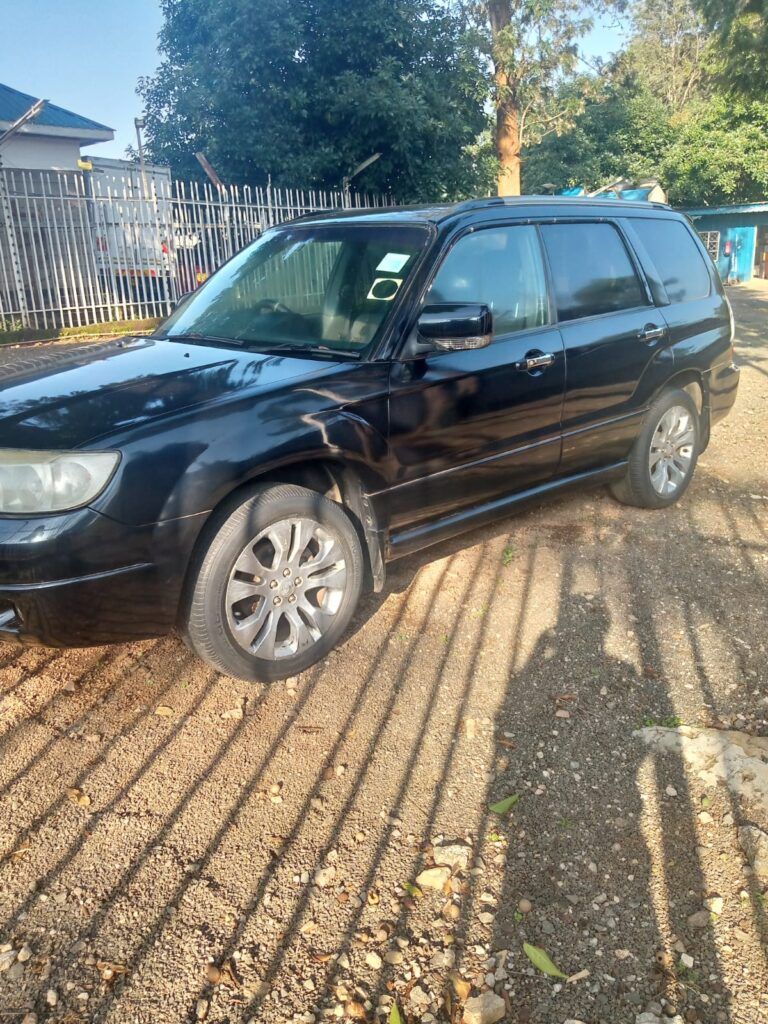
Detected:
left=159, top=222, right=429, bottom=356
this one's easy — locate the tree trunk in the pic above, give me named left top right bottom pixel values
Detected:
left=496, top=73, right=521, bottom=196
left=487, top=1, right=522, bottom=196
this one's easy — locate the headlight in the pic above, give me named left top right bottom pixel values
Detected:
left=0, top=450, right=119, bottom=515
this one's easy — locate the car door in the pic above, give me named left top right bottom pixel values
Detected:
left=538, top=219, right=672, bottom=475
left=623, top=214, right=733, bottom=369
left=386, top=223, right=565, bottom=531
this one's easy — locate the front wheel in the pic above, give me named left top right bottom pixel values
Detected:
left=184, top=484, right=364, bottom=681
left=610, top=388, right=700, bottom=509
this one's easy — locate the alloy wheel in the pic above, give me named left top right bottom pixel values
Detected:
left=648, top=404, right=695, bottom=497
left=225, top=517, right=347, bottom=660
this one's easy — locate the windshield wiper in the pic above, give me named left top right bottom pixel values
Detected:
left=239, top=343, right=357, bottom=360
left=159, top=333, right=356, bottom=360
left=158, top=332, right=246, bottom=347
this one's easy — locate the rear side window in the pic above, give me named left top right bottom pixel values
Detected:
left=426, top=225, right=549, bottom=337
left=540, top=222, right=646, bottom=321
left=632, top=218, right=711, bottom=303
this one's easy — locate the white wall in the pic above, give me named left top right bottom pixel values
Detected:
left=0, top=134, right=82, bottom=170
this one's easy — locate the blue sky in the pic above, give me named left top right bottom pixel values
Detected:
left=1, top=0, right=626, bottom=161
left=1, top=0, right=163, bottom=158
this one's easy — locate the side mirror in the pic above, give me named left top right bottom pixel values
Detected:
left=417, top=303, right=493, bottom=352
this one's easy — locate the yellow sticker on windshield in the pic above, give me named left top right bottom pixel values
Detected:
left=367, top=277, right=402, bottom=301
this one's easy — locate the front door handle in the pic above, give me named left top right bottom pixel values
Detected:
left=638, top=323, right=667, bottom=342
left=516, top=351, right=555, bottom=372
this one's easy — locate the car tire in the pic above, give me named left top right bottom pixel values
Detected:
left=610, top=388, right=700, bottom=509
left=184, top=484, right=364, bottom=682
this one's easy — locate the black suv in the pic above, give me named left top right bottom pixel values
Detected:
left=0, top=198, right=739, bottom=680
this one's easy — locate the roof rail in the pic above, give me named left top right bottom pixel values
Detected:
left=449, top=195, right=672, bottom=214
left=451, top=197, right=508, bottom=214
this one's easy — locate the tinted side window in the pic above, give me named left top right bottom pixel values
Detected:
left=540, top=222, right=646, bottom=321
left=632, top=218, right=711, bottom=303
left=426, top=225, right=549, bottom=336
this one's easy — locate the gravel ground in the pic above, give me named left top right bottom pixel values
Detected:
left=1, top=283, right=767, bottom=1024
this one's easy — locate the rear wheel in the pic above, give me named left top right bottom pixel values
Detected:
left=610, top=388, right=700, bottom=509
left=184, top=484, right=364, bottom=681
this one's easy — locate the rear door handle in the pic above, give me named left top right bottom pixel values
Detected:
left=516, top=352, right=555, bottom=372
left=638, top=324, right=667, bottom=342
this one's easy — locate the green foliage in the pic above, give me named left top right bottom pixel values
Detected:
left=524, top=0, right=768, bottom=207
left=139, top=0, right=489, bottom=199
left=693, top=0, right=768, bottom=98
left=139, top=0, right=768, bottom=208
left=639, top=714, right=683, bottom=728
left=662, top=96, right=768, bottom=204
left=523, top=74, right=674, bottom=193
left=478, top=0, right=593, bottom=147
left=458, top=1, right=601, bottom=191
left=626, top=0, right=710, bottom=112
left=502, top=543, right=517, bottom=566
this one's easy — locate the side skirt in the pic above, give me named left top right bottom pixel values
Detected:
left=386, top=461, right=627, bottom=561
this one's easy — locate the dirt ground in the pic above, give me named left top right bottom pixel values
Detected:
left=1, top=283, right=767, bottom=1024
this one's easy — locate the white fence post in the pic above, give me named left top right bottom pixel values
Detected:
left=0, top=167, right=32, bottom=328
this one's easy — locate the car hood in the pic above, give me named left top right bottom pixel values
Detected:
left=0, top=336, right=340, bottom=449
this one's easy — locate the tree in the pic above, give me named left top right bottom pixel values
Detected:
left=661, top=96, right=768, bottom=205
left=138, top=0, right=488, bottom=199
left=522, top=72, right=674, bottom=193
left=461, top=1, right=596, bottom=196
left=627, top=0, right=710, bottom=112
left=693, top=0, right=768, bottom=98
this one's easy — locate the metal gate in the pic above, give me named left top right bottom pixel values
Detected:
left=0, top=168, right=395, bottom=331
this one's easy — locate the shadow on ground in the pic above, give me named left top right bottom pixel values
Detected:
left=0, top=286, right=766, bottom=1024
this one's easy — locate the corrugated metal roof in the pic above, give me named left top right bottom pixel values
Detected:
left=0, top=82, right=113, bottom=133
left=684, top=202, right=768, bottom=216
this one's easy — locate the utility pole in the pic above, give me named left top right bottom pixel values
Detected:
left=134, top=117, right=149, bottom=199
left=0, top=97, right=47, bottom=328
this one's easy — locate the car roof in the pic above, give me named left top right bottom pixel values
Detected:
left=291, top=195, right=676, bottom=228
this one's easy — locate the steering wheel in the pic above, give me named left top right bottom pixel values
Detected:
left=255, top=298, right=294, bottom=315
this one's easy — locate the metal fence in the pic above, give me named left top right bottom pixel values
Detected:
left=0, top=167, right=396, bottom=331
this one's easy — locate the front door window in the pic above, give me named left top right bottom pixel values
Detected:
left=425, top=225, right=550, bottom=337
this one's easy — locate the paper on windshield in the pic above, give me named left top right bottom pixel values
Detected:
left=376, top=252, right=411, bottom=274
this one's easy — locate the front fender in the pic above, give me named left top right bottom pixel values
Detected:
left=92, top=397, right=391, bottom=527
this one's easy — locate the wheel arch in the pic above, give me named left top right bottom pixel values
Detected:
left=653, top=369, right=710, bottom=449
left=177, top=455, right=386, bottom=629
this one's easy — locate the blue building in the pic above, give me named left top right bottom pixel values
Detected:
left=683, top=203, right=768, bottom=284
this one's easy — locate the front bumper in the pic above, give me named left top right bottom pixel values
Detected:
left=0, top=507, right=207, bottom=647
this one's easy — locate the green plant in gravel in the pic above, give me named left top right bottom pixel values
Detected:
left=502, top=544, right=517, bottom=566
left=389, top=1003, right=404, bottom=1024
left=678, top=963, right=702, bottom=991
left=640, top=714, right=683, bottom=729
left=557, top=817, right=575, bottom=830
